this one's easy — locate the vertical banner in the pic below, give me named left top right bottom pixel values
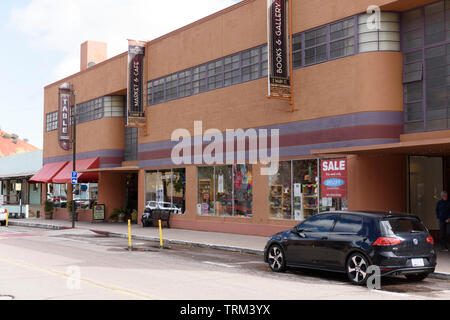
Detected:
left=267, top=0, right=291, bottom=99
left=321, top=159, right=348, bottom=199
left=58, top=83, right=71, bottom=151
left=127, top=40, right=146, bottom=127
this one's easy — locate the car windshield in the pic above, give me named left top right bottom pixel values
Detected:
left=380, top=218, right=427, bottom=236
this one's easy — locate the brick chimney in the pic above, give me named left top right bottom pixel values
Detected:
left=80, top=41, right=107, bottom=71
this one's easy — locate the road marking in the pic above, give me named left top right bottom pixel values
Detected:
left=0, top=255, right=163, bottom=300
left=203, top=261, right=237, bottom=268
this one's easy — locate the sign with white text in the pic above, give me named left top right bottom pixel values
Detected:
left=58, top=83, right=71, bottom=151
left=321, top=159, right=348, bottom=199
left=127, top=40, right=146, bottom=127
left=268, top=0, right=291, bottom=99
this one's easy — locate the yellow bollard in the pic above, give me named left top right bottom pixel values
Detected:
left=159, top=220, right=163, bottom=249
left=5, top=210, right=8, bottom=227
left=128, top=219, right=132, bottom=251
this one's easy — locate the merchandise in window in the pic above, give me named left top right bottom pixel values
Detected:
left=198, top=165, right=253, bottom=218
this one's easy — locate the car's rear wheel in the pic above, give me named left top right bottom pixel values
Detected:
left=347, top=253, right=370, bottom=286
left=267, top=245, right=286, bottom=273
left=405, top=273, right=429, bottom=282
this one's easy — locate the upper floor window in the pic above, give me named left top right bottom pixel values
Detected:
left=402, top=0, right=450, bottom=132
left=46, top=112, right=58, bottom=132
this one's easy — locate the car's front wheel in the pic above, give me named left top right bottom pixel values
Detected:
left=267, top=245, right=286, bottom=273
left=405, top=273, right=429, bottom=282
left=347, top=253, right=370, bottom=286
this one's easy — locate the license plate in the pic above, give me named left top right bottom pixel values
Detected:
left=412, top=258, right=425, bottom=267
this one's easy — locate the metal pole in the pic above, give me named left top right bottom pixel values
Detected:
left=72, top=89, right=77, bottom=229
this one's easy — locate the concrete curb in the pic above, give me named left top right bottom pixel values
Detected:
left=8, top=220, right=265, bottom=256
left=8, top=221, right=71, bottom=231
left=429, top=272, right=450, bottom=280
left=90, top=229, right=265, bottom=256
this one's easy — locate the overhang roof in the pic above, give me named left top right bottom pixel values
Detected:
left=311, top=137, right=450, bottom=157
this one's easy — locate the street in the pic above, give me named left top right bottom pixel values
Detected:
left=0, top=226, right=449, bottom=300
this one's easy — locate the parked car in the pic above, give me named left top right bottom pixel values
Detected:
left=0, top=208, right=7, bottom=226
left=145, top=201, right=182, bottom=215
left=264, top=211, right=436, bottom=285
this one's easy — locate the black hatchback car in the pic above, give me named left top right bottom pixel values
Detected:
left=264, top=211, right=437, bottom=285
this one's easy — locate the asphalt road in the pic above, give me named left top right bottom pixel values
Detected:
left=0, top=226, right=449, bottom=300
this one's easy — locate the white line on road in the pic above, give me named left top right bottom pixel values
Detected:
left=203, top=261, right=237, bottom=268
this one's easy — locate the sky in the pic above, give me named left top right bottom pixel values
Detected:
left=0, top=0, right=241, bottom=149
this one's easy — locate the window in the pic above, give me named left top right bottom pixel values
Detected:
left=292, top=33, right=303, bottom=68
left=125, top=127, right=138, bottom=161
left=145, top=169, right=186, bottom=215
left=402, top=1, right=450, bottom=132
left=208, top=60, right=223, bottom=90
left=380, top=218, right=427, bottom=236
left=333, top=215, right=363, bottom=234
left=224, top=54, right=241, bottom=87
left=151, top=79, right=165, bottom=104
left=73, top=183, right=98, bottom=210
left=242, top=48, right=260, bottom=82
left=305, top=26, right=327, bottom=65
left=192, top=65, right=207, bottom=94
left=178, top=70, right=192, bottom=98
left=269, top=160, right=320, bottom=221
left=261, top=45, right=268, bottom=77
left=47, top=184, right=68, bottom=209
left=198, top=165, right=252, bottom=218
left=165, top=74, right=178, bottom=101
left=300, top=214, right=337, bottom=233
left=358, top=12, right=400, bottom=52
left=103, top=96, right=125, bottom=118
left=46, top=112, right=58, bottom=132
left=330, top=18, right=355, bottom=59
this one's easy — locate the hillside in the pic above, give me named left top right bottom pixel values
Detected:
left=0, top=130, right=40, bottom=157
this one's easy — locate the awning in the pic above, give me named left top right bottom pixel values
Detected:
left=311, top=137, right=450, bottom=157
left=79, top=166, right=139, bottom=174
left=29, top=161, right=68, bottom=183
left=52, top=158, right=100, bottom=184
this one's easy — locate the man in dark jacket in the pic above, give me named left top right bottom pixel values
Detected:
left=436, top=191, right=450, bottom=251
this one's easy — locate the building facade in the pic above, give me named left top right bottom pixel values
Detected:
left=34, top=0, right=450, bottom=239
left=0, top=151, right=43, bottom=218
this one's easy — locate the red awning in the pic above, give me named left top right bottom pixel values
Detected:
left=29, top=162, right=68, bottom=183
left=52, top=158, right=100, bottom=184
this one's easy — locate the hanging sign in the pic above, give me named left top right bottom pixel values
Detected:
left=127, top=40, right=146, bottom=127
left=267, top=0, right=291, bottom=99
left=321, top=159, right=348, bottom=198
left=58, top=82, right=71, bottom=151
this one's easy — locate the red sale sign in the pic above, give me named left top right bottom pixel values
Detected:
left=321, top=159, right=347, bottom=198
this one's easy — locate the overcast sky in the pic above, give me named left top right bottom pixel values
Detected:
left=0, top=0, right=241, bottom=149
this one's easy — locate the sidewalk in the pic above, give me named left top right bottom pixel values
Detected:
left=8, top=219, right=450, bottom=279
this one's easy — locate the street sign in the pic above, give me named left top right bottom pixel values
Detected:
left=72, top=171, right=78, bottom=185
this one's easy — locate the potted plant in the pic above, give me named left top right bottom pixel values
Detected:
left=44, top=200, right=54, bottom=220
left=110, top=208, right=123, bottom=223
left=67, top=201, right=78, bottom=221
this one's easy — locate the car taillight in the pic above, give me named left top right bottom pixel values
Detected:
left=427, top=236, right=434, bottom=245
left=373, top=237, right=403, bottom=246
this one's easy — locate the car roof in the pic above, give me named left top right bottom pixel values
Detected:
left=319, top=210, right=418, bottom=219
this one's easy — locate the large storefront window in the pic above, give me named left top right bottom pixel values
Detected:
left=145, top=169, right=186, bottom=215
left=47, top=184, right=68, bottom=208
left=269, top=159, right=348, bottom=221
left=198, top=165, right=253, bottom=218
left=73, top=183, right=98, bottom=210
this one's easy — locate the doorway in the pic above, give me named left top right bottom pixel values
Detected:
left=408, top=156, right=442, bottom=231
left=125, top=173, right=138, bottom=212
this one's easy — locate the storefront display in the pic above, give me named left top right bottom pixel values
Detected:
left=145, top=169, right=186, bottom=215
left=198, top=165, right=252, bottom=218
left=47, top=184, right=68, bottom=208
left=73, top=183, right=98, bottom=210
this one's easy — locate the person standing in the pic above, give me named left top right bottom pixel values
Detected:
left=436, top=191, right=450, bottom=252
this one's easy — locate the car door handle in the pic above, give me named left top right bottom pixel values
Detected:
left=321, top=237, right=328, bottom=240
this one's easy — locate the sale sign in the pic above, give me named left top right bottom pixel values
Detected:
left=321, top=159, right=347, bottom=198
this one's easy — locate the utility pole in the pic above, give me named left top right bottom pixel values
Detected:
left=72, top=88, right=77, bottom=229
